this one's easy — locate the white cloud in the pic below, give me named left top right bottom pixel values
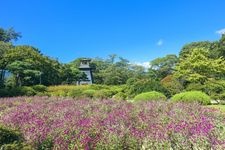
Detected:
left=156, top=39, right=163, bottom=46
left=216, top=28, right=225, bottom=35
left=132, top=61, right=151, bottom=69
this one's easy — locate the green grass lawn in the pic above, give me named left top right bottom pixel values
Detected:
left=208, top=105, right=225, bottom=112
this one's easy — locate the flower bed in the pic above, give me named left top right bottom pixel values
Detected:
left=0, top=96, right=225, bottom=149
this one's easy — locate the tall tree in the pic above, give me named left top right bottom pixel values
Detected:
left=217, top=34, right=225, bottom=58
left=2, top=45, right=65, bottom=86
left=0, top=27, right=21, bottom=42
left=149, top=54, right=178, bottom=79
left=0, top=42, right=13, bottom=87
left=174, top=48, right=225, bottom=84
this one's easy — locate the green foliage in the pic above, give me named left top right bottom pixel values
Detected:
left=113, top=92, right=127, bottom=100
left=45, top=85, right=123, bottom=99
left=0, top=86, right=36, bottom=97
left=179, top=41, right=214, bottom=58
left=150, top=54, right=178, bottom=79
left=47, top=85, right=83, bottom=97
left=185, top=83, right=204, bottom=91
left=93, top=89, right=115, bottom=99
left=126, top=78, right=168, bottom=98
left=37, top=138, right=53, bottom=150
left=179, top=35, right=225, bottom=60
left=4, top=76, right=16, bottom=88
left=89, top=84, right=111, bottom=90
left=0, top=125, right=22, bottom=146
left=82, top=89, right=96, bottom=98
left=1, top=142, right=33, bottom=150
left=185, top=80, right=225, bottom=100
left=61, top=64, right=86, bottom=85
left=175, top=48, right=225, bottom=84
left=0, top=45, right=65, bottom=86
left=213, top=92, right=225, bottom=102
left=0, top=89, right=10, bottom=97
left=218, top=34, right=225, bottom=58
left=160, top=75, right=184, bottom=97
left=0, top=25, right=225, bottom=99
left=32, top=85, right=47, bottom=93
left=19, top=86, right=36, bottom=96
left=0, top=126, right=31, bottom=149
left=0, top=41, right=13, bottom=87
left=0, top=85, right=48, bottom=97
left=171, top=91, right=211, bottom=105
left=133, top=91, right=167, bottom=102
left=0, top=27, right=21, bottom=42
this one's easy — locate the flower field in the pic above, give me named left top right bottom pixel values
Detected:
left=1, top=97, right=225, bottom=149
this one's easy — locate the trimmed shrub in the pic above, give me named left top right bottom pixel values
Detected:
left=113, top=92, right=127, bottom=100
left=89, top=84, right=110, bottom=90
left=0, top=125, right=22, bottom=145
left=32, top=85, right=47, bottom=93
left=93, top=89, right=115, bottom=99
left=133, top=91, right=167, bottom=102
left=171, top=91, right=211, bottom=105
left=67, top=89, right=83, bottom=98
left=44, top=85, right=122, bottom=99
left=19, top=86, right=36, bottom=96
left=82, top=89, right=96, bottom=98
left=126, top=78, right=168, bottom=98
left=0, top=89, right=10, bottom=97
left=47, top=85, right=90, bottom=97
left=185, top=80, right=225, bottom=100
left=1, top=142, right=33, bottom=150
left=7, top=87, right=36, bottom=97
left=0, top=125, right=32, bottom=149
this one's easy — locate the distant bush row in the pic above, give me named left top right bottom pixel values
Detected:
left=0, top=84, right=213, bottom=105
left=45, top=84, right=127, bottom=100
left=0, top=85, right=47, bottom=97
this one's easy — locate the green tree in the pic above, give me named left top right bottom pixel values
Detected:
left=160, top=75, right=184, bottom=97
left=2, top=45, right=65, bottom=86
left=61, top=64, right=87, bottom=84
left=126, top=77, right=168, bottom=98
left=7, top=61, right=41, bottom=86
left=149, top=54, right=178, bottom=79
left=174, top=48, right=225, bottom=85
left=217, top=34, right=225, bottom=58
left=0, top=27, right=21, bottom=42
left=0, top=42, right=13, bottom=87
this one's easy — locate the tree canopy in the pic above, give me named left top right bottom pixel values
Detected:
left=1, top=26, right=225, bottom=100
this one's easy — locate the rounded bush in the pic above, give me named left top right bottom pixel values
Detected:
left=19, top=86, right=36, bottom=96
left=9, top=87, right=36, bottom=96
left=113, top=92, right=127, bottom=100
left=32, top=85, right=47, bottom=93
left=67, top=89, right=83, bottom=98
left=1, top=142, right=32, bottom=150
left=0, top=125, right=22, bottom=145
left=82, top=89, right=96, bottom=98
left=47, top=85, right=89, bottom=97
left=89, top=84, right=110, bottom=90
left=171, top=91, right=211, bottom=105
left=93, top=89, right=115, bottom=99
left=0, top=89, right=10, bottom=97
left=133, top=91, right=167, bottom=102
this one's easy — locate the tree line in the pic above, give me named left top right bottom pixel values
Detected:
left=1, top=26, right=225, bottom=98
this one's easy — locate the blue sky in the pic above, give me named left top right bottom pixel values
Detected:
left=1, top=0, right=225, bottom=65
